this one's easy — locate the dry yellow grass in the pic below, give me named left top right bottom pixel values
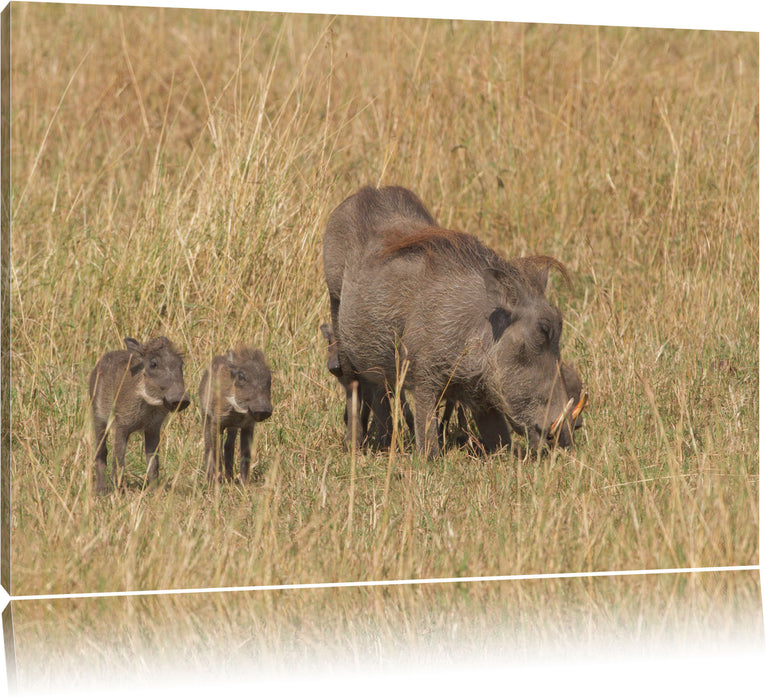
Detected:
left=10, top=570, right=764, bottom=692
left=3, top=2, right=760, bottom=690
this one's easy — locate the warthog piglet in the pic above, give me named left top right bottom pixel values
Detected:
left=198, top=347, right=273, bottom=486
left=88, top=336, right=190, bottom=493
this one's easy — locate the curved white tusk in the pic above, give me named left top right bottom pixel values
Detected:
left=549, top=397, right=575, bottom=438
left=226, top=394, right=249, bottom=414
left=571, top=391, right=589, bottom=422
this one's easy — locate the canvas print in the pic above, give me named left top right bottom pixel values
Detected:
left=0, top=0, right=762, bottom=692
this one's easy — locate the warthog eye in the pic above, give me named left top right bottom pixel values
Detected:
left=538, top=318, right=559, bottom=346
left=235, top=370, right=247, bottom=385
left=148, top=358, right=158, bottom=369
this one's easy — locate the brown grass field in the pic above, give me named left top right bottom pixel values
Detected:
left=3, top=1, right=761, bottom=691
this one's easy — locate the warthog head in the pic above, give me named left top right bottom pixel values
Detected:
left=224, top=348, right=273, bottom=422
left=483, top=262, right=586, bottom=450
left=125, top=336, right=190, bottom=412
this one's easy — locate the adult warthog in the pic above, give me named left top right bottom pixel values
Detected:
left=323, top=185, right=435, bottom=448
left=338, top=225, right=587, bottom=457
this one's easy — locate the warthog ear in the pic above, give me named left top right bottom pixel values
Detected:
left=226, top=350, right=236, bottom=370
left=483, top=269, right=519, bottom=342
left=531, top=266, right=549, bottom=291
left=521, top=255, right=571, bottom=292
left=124, top=338, right=145, bottom=375
left=482, top=268, right=508, bottom=306
left=538, top=317, right=555, bottom=345
left=124, top=337, right=145, bottom=357
left=489, top=307, right=513, bottom=342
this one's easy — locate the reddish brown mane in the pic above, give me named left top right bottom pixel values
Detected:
left=379, top=227, right=499, bottom=268
left=379, top=227, right=571, bottom=290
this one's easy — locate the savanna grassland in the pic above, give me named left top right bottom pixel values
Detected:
left=5, top=2, right=760, bottom=688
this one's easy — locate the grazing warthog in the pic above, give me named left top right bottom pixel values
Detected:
left=323, top=185, right=436, bottom=448
left=338, top=226, right=587, bottom=457
left=89, top=336, right=190, bottom=493
left=198, top=347, right=273, bottom=486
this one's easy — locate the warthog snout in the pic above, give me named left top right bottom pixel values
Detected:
left=252, top=409, right=272, bottom=422
left=249, top=402, right=273, bottom=423
left=526, top=362, right=587, bottom=450
left=164, top=393, right=191, bottom=412
left=542, top=390, right=588, bottom=448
